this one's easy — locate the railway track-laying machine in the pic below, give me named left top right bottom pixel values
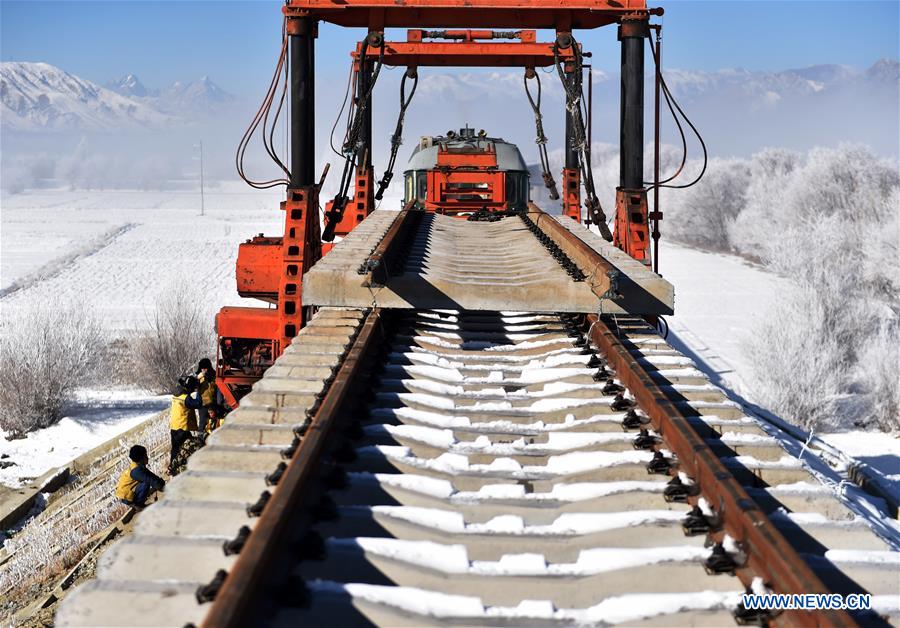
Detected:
left=55, top=2, right=900, bottom=626
left=214, top=0, right=682, bottom=407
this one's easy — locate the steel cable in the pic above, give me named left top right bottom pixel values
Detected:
left=323, top=39, right=386, bottom=241
left=524, top=71, right=559, bottom=200
left=553, top=39, right=612, bottom=240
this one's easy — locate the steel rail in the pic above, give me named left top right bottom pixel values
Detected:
left=201, top=309, right=383, bottom=628
left=361, top=201, right=419, bottom=287
left=585, top=314, right=856, bottom=627
left=528, top=203, right=622, bottom=302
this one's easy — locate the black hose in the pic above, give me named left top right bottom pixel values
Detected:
left=646, top=41, right=707, bottom=190
left=375, top=68, right=418, bottom=201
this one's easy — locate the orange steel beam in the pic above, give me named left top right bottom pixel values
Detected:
left=285, top=0, right=654, bottom=29
left=354, top=38, right=575, bottom=68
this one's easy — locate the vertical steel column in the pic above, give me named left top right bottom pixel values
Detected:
left=290, top=17, right=315, bottom=187
left=652, top=27, right=662, bottom=273
left=280, top=16, right=320, bottom=351
left=613, top=19, right=651, bottom=265
left=619, top=21, right=646, bottom=189
left=332, top=46, right=376, bottom=239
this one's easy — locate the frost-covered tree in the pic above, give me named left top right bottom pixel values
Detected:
left=737, top=146, right=900, bottom=431
left=857, top=319, right=900, bottom=431
left=0, top=305, right=106, bottom=436
left=743, top=287, right=849, bottom=431
left=728, top=147, right=800, bottom=259
left=665, top=158, right=751, bottom=251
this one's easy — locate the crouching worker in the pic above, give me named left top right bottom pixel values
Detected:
left=115, top=445, right=165, bottom=508
left=205, top=404, right=227, bottom=434
left=169, top=375, right=202, bottom=474
left=196, top=358, right=220, bottom=433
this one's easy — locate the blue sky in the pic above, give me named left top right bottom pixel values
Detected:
left=1, top=0, right=898, bottom=95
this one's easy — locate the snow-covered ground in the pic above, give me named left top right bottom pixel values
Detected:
left=0, top=184, right=402, bottom=488
left=658, top=240, right=899, bottom=503
left=0, top=389, right=168, bottom=487
left=0, top=187, right=895, bottom=498
left=1, top=184, right=286, bottom=332
left=657, top=241, right=787, bottom=401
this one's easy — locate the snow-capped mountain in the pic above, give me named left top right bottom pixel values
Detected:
left=787, top=63, right=859, bottom=85
left=1, top=62, right=171, bottom=131
left=2, top=58, right=896, bottom=155
left=864, top=58, right=900, bottom=83
left=393, top=57, right=898, bottom=158
left=161, top=76, right=233, bottom=111
left=106, top=73, right=152, bottom=98
left=105, top=73, right=234, bottom=114
left=662, top=59, right=899, bottom=102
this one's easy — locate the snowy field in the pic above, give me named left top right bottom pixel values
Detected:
left=657, top=242, right=788, bottom=401
left=1, top=184, right=286, bottom=331
left=0, top=186, right=895, bottom=497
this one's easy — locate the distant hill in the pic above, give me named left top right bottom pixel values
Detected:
left=1, top=62, right=235, bottom=131
left=106, top=73, right=152, bottom=98
left=158, top=75, right=234, bottom=112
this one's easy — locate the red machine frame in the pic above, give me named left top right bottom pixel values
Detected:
left=216, top=0, right=660, bottom=405
left=426, top=141, right=506, bottom=214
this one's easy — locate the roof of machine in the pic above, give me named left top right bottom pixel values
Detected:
left=406, top=126, right=529, bottom=172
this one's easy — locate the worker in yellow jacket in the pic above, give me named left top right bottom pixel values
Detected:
left=169, top=375, right=203, bottom=474
left=115, top=445, right=165, bottom=508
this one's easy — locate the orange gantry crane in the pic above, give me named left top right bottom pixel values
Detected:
left=216, top=0, right=664, bottom=406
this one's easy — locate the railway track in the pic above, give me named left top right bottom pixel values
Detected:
left=58, top=306, right=898, bottom=627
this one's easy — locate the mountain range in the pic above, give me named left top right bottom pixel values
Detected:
left=1, top=58, right=897, bottom=158
left=106, top=73, right=234, bottom=112
left=1, top=62, right=234, bottom=131
left=395, top=58, right=899, bottom=157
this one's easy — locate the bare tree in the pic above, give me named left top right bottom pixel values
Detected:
left=0, top=305, right=105, bottom=436
left=130, top=283, right=215, bottom=393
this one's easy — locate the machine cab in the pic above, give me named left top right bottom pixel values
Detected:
left=403, top=126, right=530, bottom=215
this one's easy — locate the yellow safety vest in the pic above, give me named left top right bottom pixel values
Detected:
left=115, top=462, right=140, bottom=502
left=170, top=394, right=198, bottom=431
left=198, top=373, right=217, bottom=406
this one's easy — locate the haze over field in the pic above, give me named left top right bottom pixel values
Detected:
left=1, top=56, right=898, bottom=193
